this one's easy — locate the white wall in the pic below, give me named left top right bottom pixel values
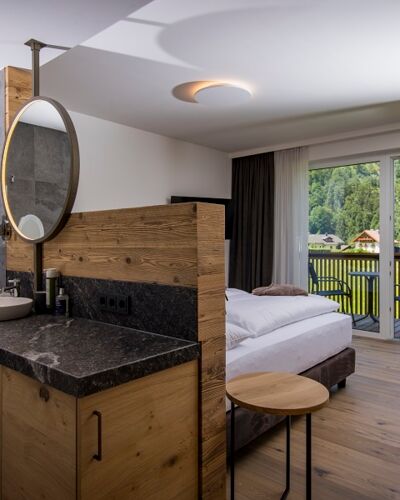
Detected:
left=309, top=129, right=400, bottom=163
left=69, top=111, right=231, bottom=212
left=68, top=111, right=232, bottom=281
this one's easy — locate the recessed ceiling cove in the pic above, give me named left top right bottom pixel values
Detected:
left=172, top=81, right=251, bottom=105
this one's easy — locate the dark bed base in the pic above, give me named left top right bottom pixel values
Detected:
left=226, top=347, right=356, bottom=454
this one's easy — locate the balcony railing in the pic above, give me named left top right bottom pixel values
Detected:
left=309, top=252, right=400, bottom=319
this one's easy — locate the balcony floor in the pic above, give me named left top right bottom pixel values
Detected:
left=351, top=313, right=400, bottom=338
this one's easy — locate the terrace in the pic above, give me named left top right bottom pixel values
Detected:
left=309, top=252, right=400, bottom=338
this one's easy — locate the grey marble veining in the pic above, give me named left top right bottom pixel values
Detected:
left=7, top=271, right=198, bottom=341
left=0, top=315, right=199, bottom=397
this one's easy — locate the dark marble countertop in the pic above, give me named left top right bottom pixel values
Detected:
left=0, top=315, right=199, bottom=397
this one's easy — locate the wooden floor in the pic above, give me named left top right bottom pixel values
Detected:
left=227, top=337, right=400, bottom=499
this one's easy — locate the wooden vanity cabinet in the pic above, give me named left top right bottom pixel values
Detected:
left=2, top=366, right=77, bottom=500
left=1, top=361, right=198, bottom=500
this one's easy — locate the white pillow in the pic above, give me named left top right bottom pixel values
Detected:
left=226, top=288, right=251, bottom=301
left=226, top=322, right=252, bottom=350
left=227, top=294, right=339, bottom=338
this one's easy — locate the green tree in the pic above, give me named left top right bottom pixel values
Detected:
left=309, top=206, right=336, bottom=234
left=309, top=163, right=380, bottom=245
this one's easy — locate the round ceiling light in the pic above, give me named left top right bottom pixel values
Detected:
left=194, top=84, right=251, bottom=106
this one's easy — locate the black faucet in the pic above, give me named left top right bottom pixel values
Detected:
left=2, top=279, right=21, bottom=297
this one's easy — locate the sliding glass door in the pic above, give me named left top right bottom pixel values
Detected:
left=309, top=162, right=381, bottom=334
left=309, top=152, right=400, bottom=339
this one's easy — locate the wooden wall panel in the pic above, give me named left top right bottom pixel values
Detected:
left=197, top=203, right=226, bottom=499
left=7, top=204, right=199, bottom=287
left=7, top=203, right=227, bottom=497
left=4, top=66, right=31, bottom=130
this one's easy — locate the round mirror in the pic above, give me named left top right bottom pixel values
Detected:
left=1, top=97, right=79, bottom=243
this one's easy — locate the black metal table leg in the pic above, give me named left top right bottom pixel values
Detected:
left=230, top=401, right=235, bottom=500
left=366, top=277, right=379, bottom=322
left=280, top=416, right=291, bottom=499
left=306, top=413, right=312, bottom=500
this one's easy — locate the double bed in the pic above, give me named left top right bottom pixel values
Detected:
left=225, top=288, right=355, bottom=452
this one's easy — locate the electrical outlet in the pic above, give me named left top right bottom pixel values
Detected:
left=99, top=295, right=108, bottom=312
left=116, top=295, right=129, bottom=315
left=107, top=295, right=117, bottom=312
left=98, top=294, right=129, bottom=315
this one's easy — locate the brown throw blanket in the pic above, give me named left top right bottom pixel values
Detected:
left=252, top=283, right=308, bottom=296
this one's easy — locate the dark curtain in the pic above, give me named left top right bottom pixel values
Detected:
left=229, top=152, right=274, bottom=292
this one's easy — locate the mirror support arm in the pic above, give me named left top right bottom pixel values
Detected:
left=24, top=39, right=46, bottom=97
left=24, top=39, right=71, bottom=97
left=34, top=243, right=43, bottom=292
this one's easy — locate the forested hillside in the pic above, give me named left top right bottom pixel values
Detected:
left=309, top=163, right=383, bottom=245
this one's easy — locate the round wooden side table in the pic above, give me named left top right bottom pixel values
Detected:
left=226, top=372, right=329, bottom=500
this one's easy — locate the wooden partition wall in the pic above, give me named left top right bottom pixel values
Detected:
left=4, top=66, right=31, bottom=131
left=4, top=66, right=227, bottom=499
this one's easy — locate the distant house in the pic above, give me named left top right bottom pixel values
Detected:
left=308, top=233, right=344, bottom=251
left=352, top=229, right=380, bottom=253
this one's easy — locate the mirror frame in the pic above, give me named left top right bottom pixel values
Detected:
left=1, top=96, right=79, bottom=244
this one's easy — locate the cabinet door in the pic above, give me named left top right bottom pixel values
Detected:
left=78, top=361, right=198, bottom=500
left=2, top=368, right=77, bottom=500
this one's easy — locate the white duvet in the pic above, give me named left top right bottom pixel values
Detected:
left=226, top=288, right=339, bottom=338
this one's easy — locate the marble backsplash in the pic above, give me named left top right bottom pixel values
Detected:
left=6, top=271, right=197, bottom=342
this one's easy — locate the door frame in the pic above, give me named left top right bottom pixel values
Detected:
left=309, top=151, right=400, bottom=340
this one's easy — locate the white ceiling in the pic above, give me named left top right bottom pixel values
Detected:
left=0, top=0, right=152, bottom=69
left=15, top=0, right=400, bottom=152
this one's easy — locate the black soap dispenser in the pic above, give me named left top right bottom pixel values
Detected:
left=55, top=288, right=69, bottom=317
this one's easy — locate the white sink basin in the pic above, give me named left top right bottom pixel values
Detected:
left=0, top=297, right=33, bottom=321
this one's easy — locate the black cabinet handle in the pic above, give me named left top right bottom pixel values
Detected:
left=93, top=410, right=102, bottom=461
left=39, top=386, right=50, bottom=402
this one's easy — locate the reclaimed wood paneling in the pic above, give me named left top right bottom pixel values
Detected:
left=197, top=203, right=226, bottom=499
left=7, top=202, right=227, bottom=498
left=7, top=203, right=199, bottom=286
left=4, top=66, right=31, bottom=130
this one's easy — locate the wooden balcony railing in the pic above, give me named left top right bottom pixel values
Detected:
left=309, top=252, right=400, bottom=318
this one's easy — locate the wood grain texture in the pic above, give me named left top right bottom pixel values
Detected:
left=230, top=337, right=400, bottom=499
left=7, top=203, right=199, bottom=286
left=226, top=372, right=329, bottom=415
left=4, top=66, right=31, bottom=131
left=77, top=361, right=198, bottom=500
left=196, top=203, right=226, bottom=499
left=2, top=368, right=77, bottom=500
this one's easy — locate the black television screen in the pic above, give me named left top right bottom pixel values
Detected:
left=170, top=196, right=233, bottom=240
